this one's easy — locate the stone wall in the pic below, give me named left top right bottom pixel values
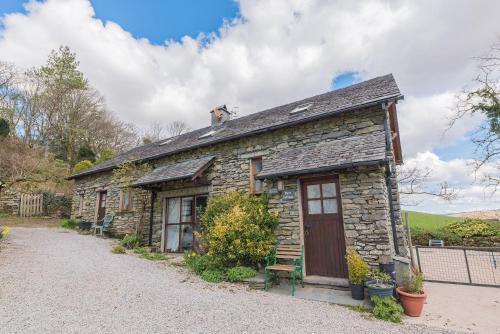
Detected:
left=0, top=188, right=20, bottom=215
left=73, top=105, right=407, bottom=265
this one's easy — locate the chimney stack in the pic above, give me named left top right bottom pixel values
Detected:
left=210, top=105, right=231, bottom=127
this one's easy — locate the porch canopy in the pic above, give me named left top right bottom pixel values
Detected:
left=132, top=155, right=215, bottom=188
left=256, top=131, right=387, bottom=179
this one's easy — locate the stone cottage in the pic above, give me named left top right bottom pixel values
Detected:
left=69, top=74, right=408, bottom=282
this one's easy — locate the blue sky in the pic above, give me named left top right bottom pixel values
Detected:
left=0, top=0, right=239, bottom=44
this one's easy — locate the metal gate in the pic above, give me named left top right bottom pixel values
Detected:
left=19, top=194, right=44, bottom=217
left=415, top=246, right=500, bottom=287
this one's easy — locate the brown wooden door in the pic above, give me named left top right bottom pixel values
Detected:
left=97, top=191, right=107, bottom=220
left=301, top=176, right=348, bottom=278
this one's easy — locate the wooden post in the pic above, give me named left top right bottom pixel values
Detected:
left=405, top=211, right=416, bottom=269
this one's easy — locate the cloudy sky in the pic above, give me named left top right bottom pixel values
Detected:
left=1, top=0, right=499, bottom=214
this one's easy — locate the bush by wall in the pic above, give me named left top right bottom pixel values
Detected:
left=43, top=192, right=72, bottom=218
left=199, top=191, right=279, bottom=267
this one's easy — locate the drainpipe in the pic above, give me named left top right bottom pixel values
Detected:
left=148, top=190, right=156, bottom=247
left=383, top=103, right=400, bottom=255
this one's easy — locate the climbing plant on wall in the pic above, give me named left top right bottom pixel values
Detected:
left=112, top=161, right=152, bottom=236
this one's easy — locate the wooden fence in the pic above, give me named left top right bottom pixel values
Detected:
left=19, top=194, right=44, bottom=217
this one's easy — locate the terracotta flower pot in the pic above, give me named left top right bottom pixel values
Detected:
left=396, top=287, right=426, bottom=317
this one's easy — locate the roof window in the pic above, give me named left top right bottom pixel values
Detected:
left=290, top=102, right=313, bottom=114
left=198, top=130, right=217, bottom=139
left=158, top=139, right=173, bottom=146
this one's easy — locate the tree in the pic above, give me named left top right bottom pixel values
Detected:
left=77, top=144, right=96, bottom=163
left=166, top=120, right=190, bottom=137
left=397, top=165, right=458, bottom=206
left=0, top=118, right=9, bottom=137
left=73, top=160, right=94, bottom=174
left=141, top=120, right=190, bottom=144
left=453, top=39, right=500, bottom=190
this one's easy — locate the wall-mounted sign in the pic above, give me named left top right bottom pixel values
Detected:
left=281, top=190, right=296, bottom=201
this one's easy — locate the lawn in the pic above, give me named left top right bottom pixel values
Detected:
left=403, top=211, right=464, bottom=232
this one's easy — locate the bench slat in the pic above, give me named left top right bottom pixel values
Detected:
left=266, top=264, right=295, bottom=271
left=276, top=255, right=300, bottom=260
left=276, top=251, right=302, bottom=256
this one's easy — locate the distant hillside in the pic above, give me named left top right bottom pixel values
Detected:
left=448, top=210, right=500, bottom=219
left=403, top=211, right=464, bottom=232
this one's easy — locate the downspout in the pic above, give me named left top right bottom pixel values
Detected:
left=383, top=103, right=400, bottom=255
left=148, top=190, right=156, bottom=247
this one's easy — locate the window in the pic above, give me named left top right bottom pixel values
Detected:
left=120, top=189, right=133, bottom=211
left=290, top=102, right=313, bottom=114
left=198, top=130, right=217, bottom=139
left=306, top=182, right=338, bottom=215
left=250, top=157, right=263, bottom=193
left=78, top=194, right=84, bottom=216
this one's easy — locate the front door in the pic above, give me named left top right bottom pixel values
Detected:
left=97, top=191, right=107, bottom=220
left=301, top=176, right=347, bottom=278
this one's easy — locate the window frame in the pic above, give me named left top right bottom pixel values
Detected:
left=250, top=157, right=264, bottom=194
left=119, top=189, right=134, bottom=212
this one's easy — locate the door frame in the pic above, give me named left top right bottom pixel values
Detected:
left=161, top=194, right=208, bottom=253
left=94, top=190, right=108, bottom=222
left=297, top=173, right=346, bottom=278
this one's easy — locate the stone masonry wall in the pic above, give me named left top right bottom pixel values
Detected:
left=0, top=188, right=20, bottom=215
left=73, top=105, right=406, bottom=265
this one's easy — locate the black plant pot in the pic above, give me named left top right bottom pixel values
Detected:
left=79, top=221, right=92, bottom=230
left=350, top=283, right=365, bottom=300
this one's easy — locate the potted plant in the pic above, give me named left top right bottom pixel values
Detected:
left=396, top=269, right=426, bottom=317
left=365, top=269, right=395, bottom=298
left=345, top=247, right=369, bottom=300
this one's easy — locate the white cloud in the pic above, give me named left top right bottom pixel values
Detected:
left=398, top=92, right=484, bottom=157
left=401, top=152, right=500, bottom=213
left=1, top=0, right=499, bottom=212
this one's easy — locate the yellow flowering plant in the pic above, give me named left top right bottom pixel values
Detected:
left=200, top=191, right=279, bottom=267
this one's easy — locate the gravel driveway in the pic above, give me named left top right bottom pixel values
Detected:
left=0, top=227, right=456, bottom=334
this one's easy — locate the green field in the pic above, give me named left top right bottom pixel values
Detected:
left=403, top=211, right=464, bottom=232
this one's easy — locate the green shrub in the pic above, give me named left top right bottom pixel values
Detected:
left=345, top=247, right=369, bottom=284
left=120, top=234, right=142, bottom=249
left=367, top=269, right=392, bottom=283
left=200, top=191, right=279, bottom=267
left=142, top=252, right=167, bottom=261
left=184, top=252, right=222, bottom=275
left=133, top=247, right=148, bottom=255
left=43, top=192, right=72, bottom=218
left=112, top=245, right=126, bottom=254
left=60, top=219, right=79, bottom=229
left=444, top=218, right=499, bottom=238
left=200, top=269, right=226, bottom=283
left=402, top=270, right=424, bottom=294
left=410, top=218, right=500, bottom=247
left=227, top=266, right=257, bottom=282
left=371, top=296, right=403, bottom=323
left=73, top=160, right=94, bottom=173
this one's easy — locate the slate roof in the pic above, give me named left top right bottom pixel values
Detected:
left=132, top=156, right=215, bottom=187
left=69, top=74, right=402, bottom=179
left=257, top=131, right=387, bottom=179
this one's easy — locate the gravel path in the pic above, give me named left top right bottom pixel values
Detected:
left=0, top=227, right=457, bottom=334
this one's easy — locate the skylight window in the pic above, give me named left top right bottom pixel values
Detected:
left=158, top=139, right=173, bottom=146
left=290, top=103, right=313, bottom=114
left=198, top=130, right=217, bottom=139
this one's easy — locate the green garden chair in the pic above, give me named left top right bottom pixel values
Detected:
left=264, top=244, right=304, bottom=296
left=93, top=213, right=114, bottom=236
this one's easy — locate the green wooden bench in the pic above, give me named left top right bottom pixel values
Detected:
left=264, top=244, right=304, bottom=296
